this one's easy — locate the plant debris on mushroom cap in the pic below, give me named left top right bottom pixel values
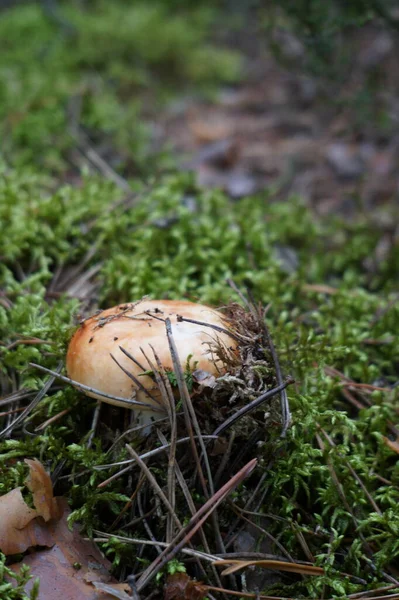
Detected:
left=66, top=299, right=237, bottom=416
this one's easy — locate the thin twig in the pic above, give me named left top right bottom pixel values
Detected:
left=143, top=344, right=177, bottom=544
left=96, top=435, right=218, bottom=487
left=110, top=352, right=162, bottom=406
left=213, top=378, right=294, bottom=436
left=261, top=321, right=291, bottom=437
left=176, top=315, right=247, bottom=343
left=0, top=362, right=62, bottom=438
left=136, top=458, right=257, bottom=591
left=87, top=401, right=102, bottom=448
left=29, top=363, right=163, bottom=411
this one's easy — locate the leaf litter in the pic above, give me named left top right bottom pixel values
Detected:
left=0, top=459, right=123, bottom=599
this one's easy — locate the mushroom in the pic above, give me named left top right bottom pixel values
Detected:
left=66, top=299, right=236, bottom=425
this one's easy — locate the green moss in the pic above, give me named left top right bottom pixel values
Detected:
left=0, top=1, right=240, bottom=171
left=0, top=2, right=397, bottom=598
left=0, top=554, right=39, bottom=600
left=0, top=166, right=398, bottom=596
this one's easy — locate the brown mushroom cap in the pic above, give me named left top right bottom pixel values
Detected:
left=66, top=299, right=236, bottom=418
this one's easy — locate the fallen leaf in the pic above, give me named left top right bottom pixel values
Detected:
left=0, top=459, right=62, bottom=555
left=10, top=500, right=117, bottom=600
left=92, top=581, right=133, bottom=599
left=164, top=573, right=208, bottom=600
left=0, top=487, right=54, bottom=555
left=25, top=458, right=61, bottom=521
left=382, top=436, right=399, bottom=454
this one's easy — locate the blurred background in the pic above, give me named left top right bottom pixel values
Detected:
left=1, top=0, right=398, bottom=218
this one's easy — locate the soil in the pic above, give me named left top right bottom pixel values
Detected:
left=158, top=22, right=399, bottom=220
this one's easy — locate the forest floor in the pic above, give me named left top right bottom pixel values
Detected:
left=1, top=3, right=399, bottom=600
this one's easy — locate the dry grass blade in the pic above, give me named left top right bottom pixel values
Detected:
left=176, top=315, right=247, bottom=343
left=29, top=362, right=163, bottom=410
left=125, top=443, right=183, bottom=531
left=141, top=344, right=177, bottom=543
left=34, top=408, right=71, bottom=432
left=164, top=317, right=209, bottom=497
left=0, top=362, right=62, bottom=438
left=157, top=430, right=224, bottom=588
left=96, top=435, right=217, bottom=488
left=261, top=319, right=291, bottom=437
left=213, top=558, right=324, bottom=576
left=165, top=316, right=231, bottom=586
left=136, top=457, right=257, bottom=591
left=110, top=351, right=161, bottom=405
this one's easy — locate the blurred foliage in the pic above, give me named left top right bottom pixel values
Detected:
left=264, top=0, right=399, bottom=73
left=0, top=0, right=240, bottom=171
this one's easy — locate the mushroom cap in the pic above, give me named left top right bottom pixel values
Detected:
left=66, top=299, right=236, bottom=416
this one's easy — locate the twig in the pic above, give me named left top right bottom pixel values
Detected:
left=29, top=363, right=163, bottom=411
left=176, top=315, right=247, bottom=343
left=0, top=362, right=62, bottom=438
left=110, top=352, right=162, bottom=406
left=125, top=443, right=183, bottom=532
left=213, top=378, right=294, bottom=436
left=87, top=401, right=102, bottom=448
left=136, top=458, right=257, bottom=591
left=262, top=321, right=291, bottom=437
left=142, top=344, right=177, bottom=544
left=96, top=436, right=218, bottom=488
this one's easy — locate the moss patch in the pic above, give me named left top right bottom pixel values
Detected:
left=1, top=167, right=398, bottom=597
left=0, top=1, right=240, bottom=172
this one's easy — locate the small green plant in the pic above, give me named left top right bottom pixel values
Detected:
left=0, top=554, right=39, bottom=600
left=165, top=355, right=199, bottom=392
left=156, top=559, right=187, bottom=582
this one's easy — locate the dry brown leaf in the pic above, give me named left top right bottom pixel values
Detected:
left=92, top=581, right=133, bottom=599
left=382, top=436, right=399, bottom=454
left=10, top=500, right=117, bottom=599
left=213, top=559, right=324, bottom=577
left=0, top=458, right=63, bottom=555
left=25, top=458, right=61, bottom=521
left=164, top=573, right=208, bottom=600
left=0, top=487, right=54, bottom=555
